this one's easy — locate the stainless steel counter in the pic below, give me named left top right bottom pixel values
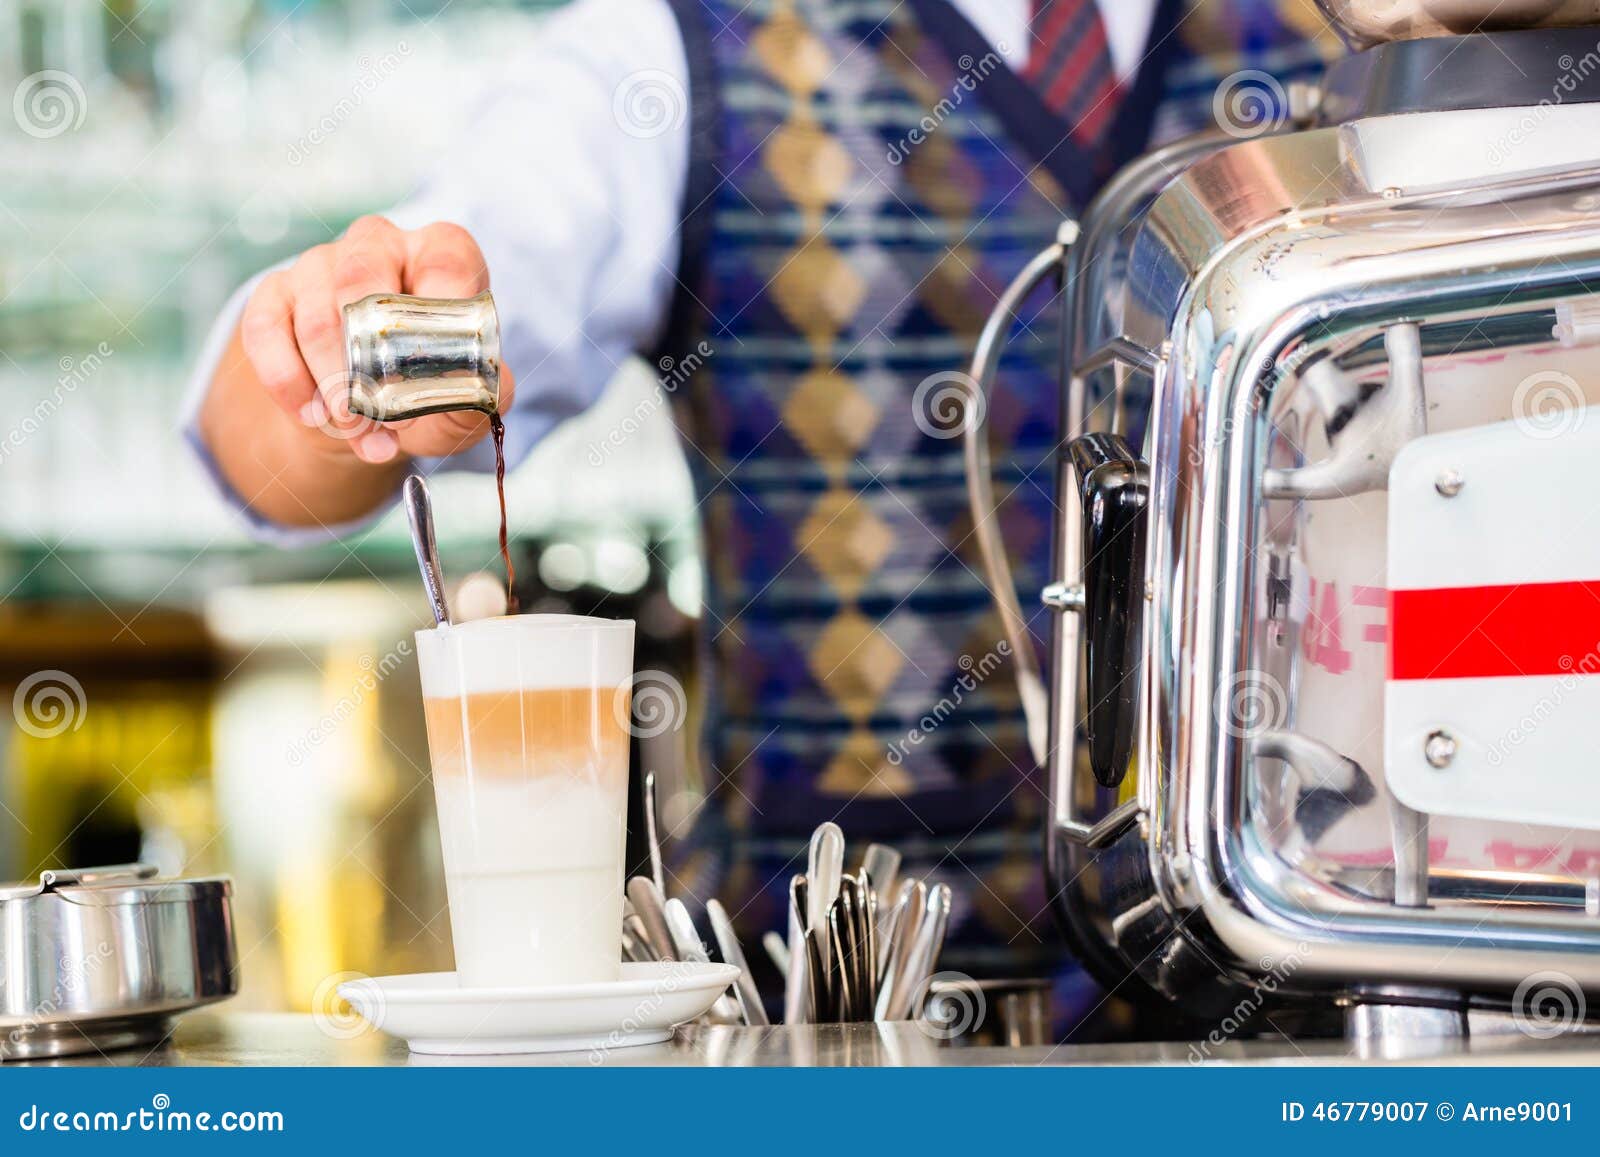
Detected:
left=23, top=1014, right=1600, bottom=1067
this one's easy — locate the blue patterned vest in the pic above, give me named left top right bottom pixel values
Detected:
left=659, top=0, right=1336, bottom=990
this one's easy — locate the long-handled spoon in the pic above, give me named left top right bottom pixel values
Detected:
left=644, top=770, right=666, bottom=896
left=665, top=898, right=742, bottom=1024
left=886, top=882, right=951, bottom=1020
left=625, top=876, right=676, bottom=962
left=624, top=914, right=659, bottom=961
left=784, top=875, right=810, bottom=1024
left=763, top=931, right=790, bottom=975
left=403, top=474, right=450, bottom=626
left=875, top=879, right=925, bottom=1020
left=708, top=899, right=770, bottom=1026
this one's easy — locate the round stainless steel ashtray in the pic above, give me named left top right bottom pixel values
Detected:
left=0, top=863, right=237, bottom=1061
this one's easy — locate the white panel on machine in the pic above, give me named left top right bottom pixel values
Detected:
left=1386, top=413, right=1600, bottom=831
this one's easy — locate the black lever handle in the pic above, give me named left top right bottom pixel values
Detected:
left=1067, top=432, right=1149, bottom=788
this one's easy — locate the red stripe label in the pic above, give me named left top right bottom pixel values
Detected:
left=1389, top=580, right=1600, bottom=680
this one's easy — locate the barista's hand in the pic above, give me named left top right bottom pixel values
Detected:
left=239, top=215, right=516, bottom=465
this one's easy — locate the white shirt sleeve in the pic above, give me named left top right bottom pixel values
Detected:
left=179, top=0, right=1154, bottom=546
left=178, top=0, right=690, bottom=544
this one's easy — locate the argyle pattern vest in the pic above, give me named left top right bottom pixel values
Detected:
left=658, top=0, right=1336, bottom=989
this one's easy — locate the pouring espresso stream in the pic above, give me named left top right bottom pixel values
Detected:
left=344, top=290, right=517, bottom=612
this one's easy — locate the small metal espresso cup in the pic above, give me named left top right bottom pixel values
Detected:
left=342, top=290, right=500, bottom=421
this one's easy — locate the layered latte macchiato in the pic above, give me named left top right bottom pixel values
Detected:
left=415, top=614, right=634, bottom=988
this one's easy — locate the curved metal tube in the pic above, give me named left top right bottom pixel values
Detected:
left=1262, top=322, right=1424, bottom=500
left=961, top=223, right=1078, bottom=766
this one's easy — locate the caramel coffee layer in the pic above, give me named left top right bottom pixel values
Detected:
left=423, top=685, right=629, bottom=783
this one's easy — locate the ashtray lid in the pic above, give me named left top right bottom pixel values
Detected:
left=0, top=863, right=231, bottom=907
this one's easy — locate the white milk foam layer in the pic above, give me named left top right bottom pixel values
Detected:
left=434, top=774, right=625, bottom=988
left=415, top=614, right=635, bottom=698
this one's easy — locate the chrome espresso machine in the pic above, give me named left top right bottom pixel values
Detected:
left=966, top=1, right=1600, bottom=1042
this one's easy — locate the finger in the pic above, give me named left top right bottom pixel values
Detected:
left=353, top=428, right=400, bottom=464
left=404, top=221, right=490, bottom=298
left=240, top=270, right=318, bottom=422
left=333, top=215, right=408, bottom=309
left=353, top=415, right=411, bottom=465
left=398, top=361, right=517, bottom=459
left=288, top=245, right=347, bottom=400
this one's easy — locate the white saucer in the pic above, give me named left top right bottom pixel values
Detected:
left=338, top=961, right=739, bottom=1056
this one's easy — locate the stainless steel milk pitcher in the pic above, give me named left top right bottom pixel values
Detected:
left=342, top=290, right=500, bottom=421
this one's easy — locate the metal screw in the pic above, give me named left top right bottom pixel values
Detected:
left=1434, top=469, right=1464, bottom=497
left=1424, top=729, right=1457, bottom=769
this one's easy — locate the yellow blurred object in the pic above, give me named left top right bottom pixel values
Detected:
left=0, top=602, right=217, bottom=879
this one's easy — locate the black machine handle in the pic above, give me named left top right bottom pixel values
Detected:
left=1067, top=433, right=1149, bottom=788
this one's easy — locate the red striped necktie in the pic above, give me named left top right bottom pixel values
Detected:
left=1021, top=0, right=1124, bottom=151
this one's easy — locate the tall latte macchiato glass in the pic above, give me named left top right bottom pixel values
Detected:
left=415, top=614, right=634, bottom=988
